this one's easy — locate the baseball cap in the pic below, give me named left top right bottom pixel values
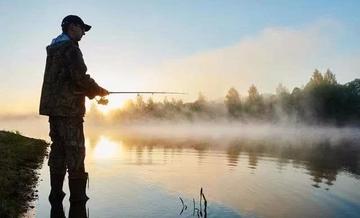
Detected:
left=61, top=15, right=91, bottom=32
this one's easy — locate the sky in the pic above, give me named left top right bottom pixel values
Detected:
left=0, top=0, right=359, bottom=115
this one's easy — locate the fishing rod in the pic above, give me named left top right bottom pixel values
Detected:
left=109, top=91, right=186, bottom=95
left=96, top=91, right=187, bottom=105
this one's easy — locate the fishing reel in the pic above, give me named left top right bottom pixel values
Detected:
left=96, top=96, right=109, bottom=105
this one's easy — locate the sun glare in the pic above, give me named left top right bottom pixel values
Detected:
left=92, top=136, right=122, bottom=159
left=96, top=95, right=129, bottom=114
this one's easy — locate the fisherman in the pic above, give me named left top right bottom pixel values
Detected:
left=39, top=15, right=108, bottom=206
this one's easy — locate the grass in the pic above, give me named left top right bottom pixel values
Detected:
left=0, top=130, right=48, bottom=218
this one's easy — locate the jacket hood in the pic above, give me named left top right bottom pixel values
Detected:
left=51, top=33, right=70, bottom=45
left=46, top=34, right=76, bottom=55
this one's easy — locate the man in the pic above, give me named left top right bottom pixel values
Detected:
left=39, top=15, right=108, bottom=206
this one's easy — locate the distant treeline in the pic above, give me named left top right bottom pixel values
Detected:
left=88, top=70, right=360, bottom=125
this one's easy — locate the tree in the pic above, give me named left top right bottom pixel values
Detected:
left=192, top=92, right=208, bottom=112
left=225, top=87, right=242, bottom=118
left=306, top=69, right=324, bottom=88
left=346, top=79, right=360, bottom=96
left=146, top=97, right=155, bottom=112
left=245, top=85, right=264, bottom=117
left=136, top=95, right=145, bottom=108
left=196, top=92, right=206, bottom=104
left=275, top=83, right=292, bottom=116
left=124, top=99, right=135, bottom=111
left=276, top=83, right=289, bottom=96
left=248, top=84, right=260, bottom=102
left=324, top=69, right=337, bottom=85
left=291, top=87, right=301, bottom=96
left=312, top=69, right=324, bottom=84
left=344, top=79, right=360, bottom=122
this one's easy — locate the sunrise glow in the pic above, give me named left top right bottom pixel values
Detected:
left=92, top=136, right=121, bottom=159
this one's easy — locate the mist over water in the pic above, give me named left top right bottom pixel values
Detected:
left=111, top=121, right=360, bottom=145
left=1, top=114, right=360, bottom=147
left=0, top=115, right=49, bottom=139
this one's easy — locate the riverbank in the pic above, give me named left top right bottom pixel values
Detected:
left=0, top=130, right=48, bottom=217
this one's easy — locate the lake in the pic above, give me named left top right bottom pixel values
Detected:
left=2, top=117, right=360, bottom=218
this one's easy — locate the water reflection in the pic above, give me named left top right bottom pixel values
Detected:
left=92, top=136, right=121, bottom=159
left=50, top=199, right=65, bottom=218
left=86, top=131, right=360, bottom=189
left=50, top=199, right=88, bottom=218
left=226, top=144, right=241, bottom=167
left=31, top=127, right=360, bottom=217
left=221, top=140, right=359, bottom=188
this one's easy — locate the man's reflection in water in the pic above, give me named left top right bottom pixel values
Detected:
left=50, top=199, right=88, bottom=218
left=50, top=199, right=65, bottom=218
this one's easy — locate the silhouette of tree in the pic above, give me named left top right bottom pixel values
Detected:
left=192, top=92, right=208, bottom=112
left=344, top=79, right=360, bottom=122
left=225, top=87, right=242, bottom=118
left=146, top=97, right=155, bottom=112
left=135, top=95, right=145, bottom=111
left=276, top=83, right=289, bottom=96
left=248, top=84, right=260, bottom=102
left=245, top=85, right=264, bottom=117
left=307, top=69, right=324, bottom=87
left=346, top=79, right=360, bottom=95
left=323, top=69, right=337, bottom=85
left=275, top=83, right=292, bottom=116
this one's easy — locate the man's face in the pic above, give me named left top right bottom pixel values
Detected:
left=68, top=23, right=85, bottom=41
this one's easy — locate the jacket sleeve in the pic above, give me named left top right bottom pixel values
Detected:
left=66, top=45, right=100, bottom=99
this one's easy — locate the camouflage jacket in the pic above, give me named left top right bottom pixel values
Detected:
left=39, top=39, right=101, bottom=117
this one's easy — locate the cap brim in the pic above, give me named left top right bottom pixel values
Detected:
left=84, top=24, right=91, bottom=32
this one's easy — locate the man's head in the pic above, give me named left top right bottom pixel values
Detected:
left=61, top=15, right=91, bottom=42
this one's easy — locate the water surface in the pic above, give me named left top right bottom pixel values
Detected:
left=2, top=117, right=359, bottom=217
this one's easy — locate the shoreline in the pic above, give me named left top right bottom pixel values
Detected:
left=0, top=130, right=48, bottom=217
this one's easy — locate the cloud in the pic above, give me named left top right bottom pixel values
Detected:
left=144, top=19, right=358, bottom=101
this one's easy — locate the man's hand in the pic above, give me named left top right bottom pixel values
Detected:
left=98, top=87, right=109, bottom=97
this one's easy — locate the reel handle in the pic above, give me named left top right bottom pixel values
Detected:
left=96, top=96, right=109, bottom=105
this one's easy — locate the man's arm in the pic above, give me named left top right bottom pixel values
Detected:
left=66, top=45, right=108, bottom=98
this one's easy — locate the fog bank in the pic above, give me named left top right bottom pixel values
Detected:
left=1, top=115, right=359, bottom=148
left=88, top=120, right=360, bottom=147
